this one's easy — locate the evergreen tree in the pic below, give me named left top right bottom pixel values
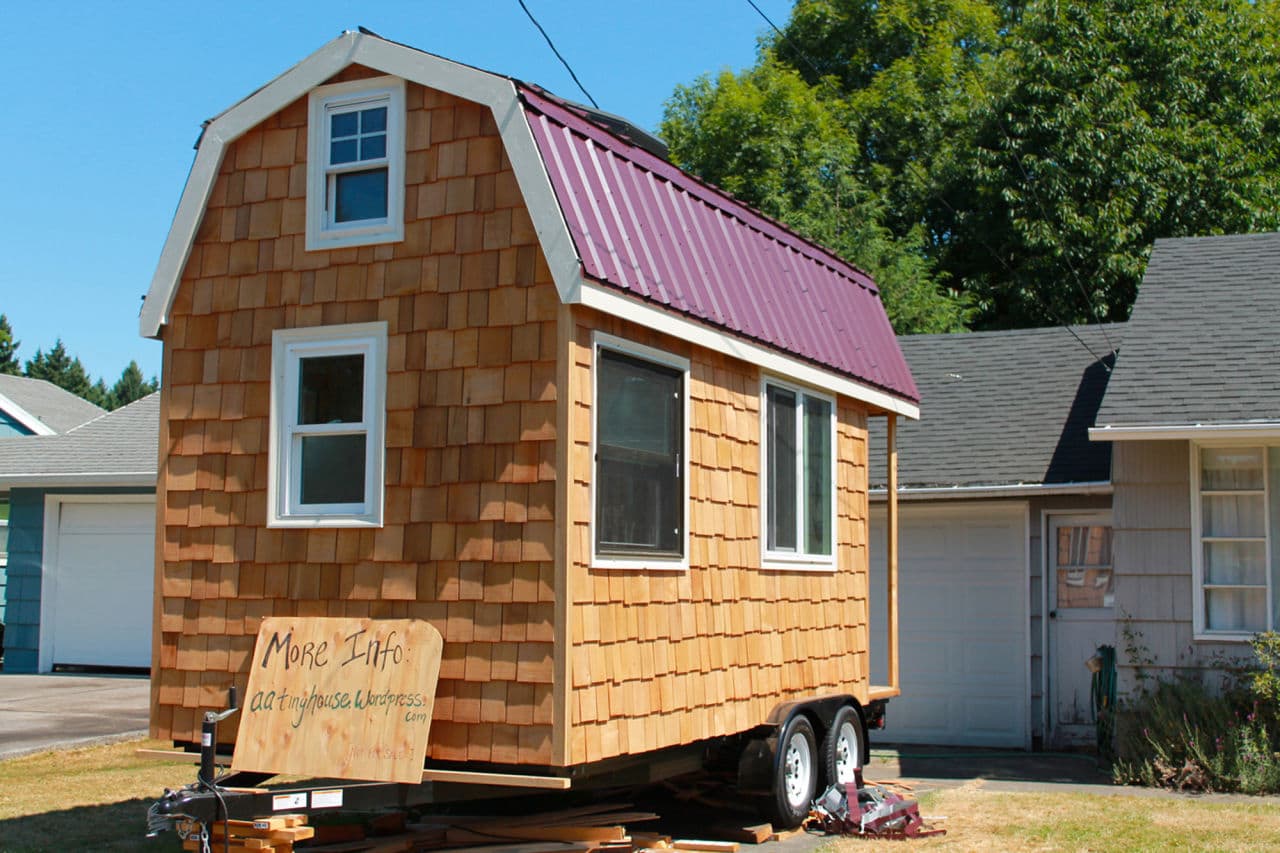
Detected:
left=25, top=340, right=94, bottom=401
left=109, top=361, right=158, bottom=409
left=0, top=314, right=19, bottom=375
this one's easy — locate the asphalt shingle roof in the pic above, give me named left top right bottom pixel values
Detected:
left=0, top=374, right=104, bottom=434
left=0, top=392, right=158, bottom=484
left=1096, top=232, right=1280, bottom=429
left=870, top=325, right=1120, bottom=489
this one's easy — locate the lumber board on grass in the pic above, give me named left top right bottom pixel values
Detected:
left=672, top=841, right=740, bottom=852
left=709, top=823, right=773, bottom=844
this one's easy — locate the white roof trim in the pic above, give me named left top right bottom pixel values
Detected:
left=577, top=282, right=920, bottom=418
left=0, top=391, right=58, bottom=436
left=139, top=31, right=919, bottom=415
left=869, top=480, right=1112, bottom=501
left=141, top=31, right=583, bottom=338
left=0, top=472, right=156, bottom=488
left=1089, top=423, right=1280, bottom=441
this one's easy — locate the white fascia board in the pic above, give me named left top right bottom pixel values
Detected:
left=577, top=281, right=920, bottom=418
left=0, top=392, right=57, bottom=436
left=869, top=480, right=1113, bottom=502
left=1089, top=423, right=1280, bottom=442
left=0, top=472, right=156, bottom=488
left=140, top=31, right=584, bottom=339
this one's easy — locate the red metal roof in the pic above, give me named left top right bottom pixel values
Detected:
left=517, top=85, right=919, bottom=405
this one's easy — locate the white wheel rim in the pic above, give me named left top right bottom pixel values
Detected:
left=834, top=720, right=861, bottom=784
left=783, top=731, right=813, bottom=809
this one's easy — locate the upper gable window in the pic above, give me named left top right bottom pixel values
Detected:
left=268, top=322, right=387, bottom=527
left=761, top=379, right=836, bottom=570
left=306, top=78, right=405, bottom=251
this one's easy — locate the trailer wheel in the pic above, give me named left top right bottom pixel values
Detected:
left=823, top=705, right=864, bottom=787
left=770, top=714, right=818, bottom=828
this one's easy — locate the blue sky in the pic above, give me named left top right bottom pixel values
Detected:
left=1, top=0, right=791, bottom=384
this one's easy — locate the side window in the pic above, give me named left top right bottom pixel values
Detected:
left=593, top=340, right=688, bottom=566
left=306, top=78, right=405, bottom=250
left=268, top=323, right=387, bottom=527
left=0, top=494, right=9, bottom=565
left=763, top=380, right=835, bottom=567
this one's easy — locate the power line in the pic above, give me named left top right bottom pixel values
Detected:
left=743, top=0, right=825, bottom=80
left=517, top=0, right=599, bottom=109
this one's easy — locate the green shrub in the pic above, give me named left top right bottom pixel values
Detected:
left=1111, top=632, right=1280, bottom=793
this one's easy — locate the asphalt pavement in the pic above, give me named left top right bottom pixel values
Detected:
left=0, top=673, right=150, bottom=760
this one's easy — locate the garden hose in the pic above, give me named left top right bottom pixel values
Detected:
left=1091, top=644, right=1117, bottom=754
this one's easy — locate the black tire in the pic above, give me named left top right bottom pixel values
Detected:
left=770, top=714, right=818, bottom=828
left=823, top=705, right=865, bottom=788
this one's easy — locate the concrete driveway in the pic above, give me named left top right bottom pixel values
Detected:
left=0, top=673, right=150, bottom=760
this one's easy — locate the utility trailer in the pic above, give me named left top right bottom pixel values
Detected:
left=138, top=30, right=916, bottom=833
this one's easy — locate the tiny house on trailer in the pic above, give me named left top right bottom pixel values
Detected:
left=139, top=31, right=918, bottom=826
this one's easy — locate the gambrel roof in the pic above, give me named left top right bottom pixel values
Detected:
left=139, top=31, right=918, bottom=417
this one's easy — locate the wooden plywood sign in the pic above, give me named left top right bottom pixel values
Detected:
left=232, top=617, right=443, bottom=784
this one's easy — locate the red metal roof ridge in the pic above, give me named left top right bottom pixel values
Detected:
left=516, top=83, right=880, bottom=296
left=578, top=270, right=918, bottom=403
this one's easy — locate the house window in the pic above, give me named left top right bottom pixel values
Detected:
left=1193, top=445, right=1280, bottom=637
left=0, top=494, right=9, bottom=565
left=268, top=323, right=387, bottom=527
left=763, top=381, right=835, bottom=567
left=306, top=78, right=405, bottom=251
left=592, top=338, right=688, bottom=567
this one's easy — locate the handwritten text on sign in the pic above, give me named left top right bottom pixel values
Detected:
left=232, top=618, right=443, bottom=784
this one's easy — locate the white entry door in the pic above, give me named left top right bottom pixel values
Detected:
left=870, top=503, right=1030, bottom=748
left=42, top=497, right=155, bottom=671
left=1047, top=513, right=1115, bottom=747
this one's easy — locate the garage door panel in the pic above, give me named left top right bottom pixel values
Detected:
left=48, top=500, right=154, bottom=670
left=871, top=505, right=1028, bottom=748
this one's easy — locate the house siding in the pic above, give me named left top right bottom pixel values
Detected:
left=1, top=486, right=153, bottom=673
left=1111, top=440, right=1247, bottom=695
left=153, top=68, right=562, bottom=766
left=565, top=307, right=874, bottom=765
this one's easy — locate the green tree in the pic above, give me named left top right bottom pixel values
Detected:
left=0, top=314, right=19, bottom=375
left=946, top=0, right=1280, bottom=326
left=24, top=340, right=95, bottom=401
left=109, top=360, right=158, bottom=409
left=663, top=59, right=970, bottom=332
left=665, top=0, right=1280, bottom=329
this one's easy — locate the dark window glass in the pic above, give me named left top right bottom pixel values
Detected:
left=330, top=111, right=359, bottom=138
left=360, top=134, right=386, bottom=160
left=298, top=354, right=364, bottom=424
left=767, top=386, right=797, bottom=551
left=330, top=138, right=358, bottom=165
left=299, top=434, right=366, bottom=504
left=334, top=169, right=388, bottom=223
left=595, top=349, right=682, bottom=556
left=804, top=395, right=832, bottom=555
left=360, top=107, right=387, bottom=133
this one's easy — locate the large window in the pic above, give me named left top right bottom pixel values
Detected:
left=592, top=339, right=688, bottom=567
left=306, top=78, right=405, bottom=250
left=763, top=380, right=835, bottom=568
left=1193, top=445, right=1280, bottom=637
left=269, top=323, right=387, bottom=527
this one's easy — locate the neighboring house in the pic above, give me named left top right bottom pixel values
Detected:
left=0, top=393, right=159, bottom=673
left=866, top=325, right=1121, bottom=749
left=0, top=375, right=105, bottom=655
left=1091, top=232, right=1280, bottom=695
left=138, top=29, right=918, bottom=778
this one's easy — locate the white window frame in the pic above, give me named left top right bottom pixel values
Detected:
left=0, top=492, right=9, bottom=567
left=1190, top=441, right=1276, bottom=641
left=306, top=77, right=406, bottom=251
left=760, top=377, right=838, bottom=572
left=590, top=333, right=690, bottom=571
left=268, top=322, right=387, bottom=527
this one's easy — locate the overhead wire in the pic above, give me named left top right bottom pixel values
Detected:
left=517, top=0, right=600, bottom=109
left=739, top=0, right=1118, bottom=367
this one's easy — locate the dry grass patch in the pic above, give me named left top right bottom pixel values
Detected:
left=0, top=737, right=189, bottom=851
left=820, top=782, right=1280, bottom=852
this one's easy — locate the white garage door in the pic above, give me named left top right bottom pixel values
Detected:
left=45, top=498, right=154, bottom=670
left=870, top=503, right=1028, bottom=748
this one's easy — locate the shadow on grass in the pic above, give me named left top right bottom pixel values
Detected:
left=0, top=798, right=182, bottom=853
